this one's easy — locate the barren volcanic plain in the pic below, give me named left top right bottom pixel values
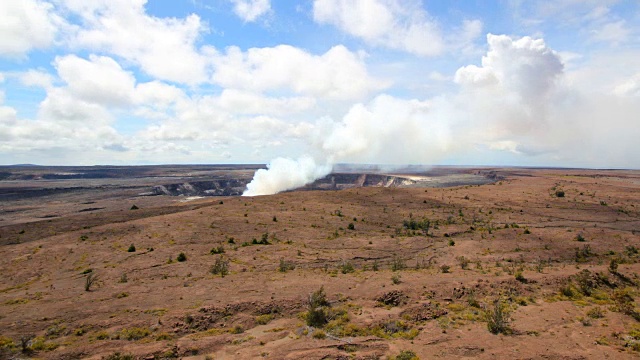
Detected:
left=1, top=166, right=640, bottom=359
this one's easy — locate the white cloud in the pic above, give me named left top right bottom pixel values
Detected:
left=229, top=0, right=271, bottom=22
left=455, top=34, right=563, bottom=103
left=313, top=0, right=445, bottom=56
left=20, top=69, right=55, bottom=89
left=614, top=73, right=640, bottom=97
left=62, top=0, right=210, bottom=84
left=0, top=0, right=61, bottom=57
left=54, top=54, right=136, bottom=106
left=215, top=89, right=315, bottom=116
left=590, top=20, right=630, bottom=44
left=211, top=44, right=385, bottom=100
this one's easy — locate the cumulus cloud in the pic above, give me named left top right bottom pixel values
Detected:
left=229, top=0, right=271, bottom=22
left=313, top=0, right=445, bottom=56
left=62, top=0, right=209, bottom=84
left=55, top=54, right=136, bottom=106
left=211, top=44, right=385, bottom=99
left=0, top=0, right=61, bottom=57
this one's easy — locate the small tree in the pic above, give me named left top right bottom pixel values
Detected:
left=85, top=272, right=99, bottom=291
left=306, top=286, right=329, bottom=327
left=127, top=244, right=136, bottom=252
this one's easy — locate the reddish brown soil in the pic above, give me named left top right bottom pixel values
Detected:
left=1, top=169, right=640, bottom=359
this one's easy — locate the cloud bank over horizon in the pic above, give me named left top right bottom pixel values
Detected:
left=1, top=0, right=639, bottom=187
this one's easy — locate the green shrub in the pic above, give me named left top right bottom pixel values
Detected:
left=85, top=272, right=98, bottom=291
left=339, top=261, right=355, bottom=274
left=306, top=286, right=330, bottom=327
left=127, top=244, right=136, bottom=252
left=391, top=255, right=406, bottom=271
left=278, top=259, right=295, bottom=272
left=177, top=252, right=187, bottom=262
left=391, top=274, right=401, bottom=284
left=210, top=246, right=225, bottom=255
left=210, top=257, right=229, bottom=277
left=392, top=350, right=419, bottom=360
left=118, top=327, right=150, bottom=340
left=103, top=352, right=135, bottom=360
left=486, top=300, right=511, bottom=334
left=255, top=314, right=273, bottom=325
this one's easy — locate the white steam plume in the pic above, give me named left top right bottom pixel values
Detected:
left=242, top=156, right=331, bottom=196
left=243, top=33, right=640, bottom=196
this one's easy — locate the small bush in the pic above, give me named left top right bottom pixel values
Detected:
left=347, top=223, right=355, bottom=230
left=210, top=257, right=229, bottom=277
left=440, top=265, right=451, bottom=273
left=391, top=350, right=419, bottom=360
left=177, top=252, right=187, bottom=262
left=576, top=234, right=586, bottom=242
left=339, top=261, right=355, bottom=274
left=448, top=239, right=455, bottom=246
left=118, top=327, right=150, bottom=340
left=306, top=286, right=330, bottom=327
left=85, top=272, right=99, bottom=291
left=230, top=325, right=244, bottom=334
left=391, top=255, right=406, bottom=271
left=574, top=244, right=594, bottom=263
left=103, top=352, right=135, bottom=360
left=391, top=274, right=402, bottom=284
left=555, top=190, right=565, bottom=197
left=255, top=314, right=274, bottom=325
left=278, top=259, right=295, bottom=272
left=210, top=246, right=225, bottom=255
left=515, top=271, right=526, bottom=283
left=587, top=307, right=605, bottom=319
left=486, top=300, right=511, bottom=334
left=127, top=244, right=136, bottom=252
left=457, top=256, right=470, bottom=270
left=312, top=329, right=326, bottom=339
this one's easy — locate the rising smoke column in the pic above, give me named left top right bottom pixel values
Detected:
left=243, top=33, right=640, bottom=196
left=242, top=156, right=332, bottom=196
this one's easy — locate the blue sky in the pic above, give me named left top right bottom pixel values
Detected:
left=0, top=0, right=639, bottom=168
